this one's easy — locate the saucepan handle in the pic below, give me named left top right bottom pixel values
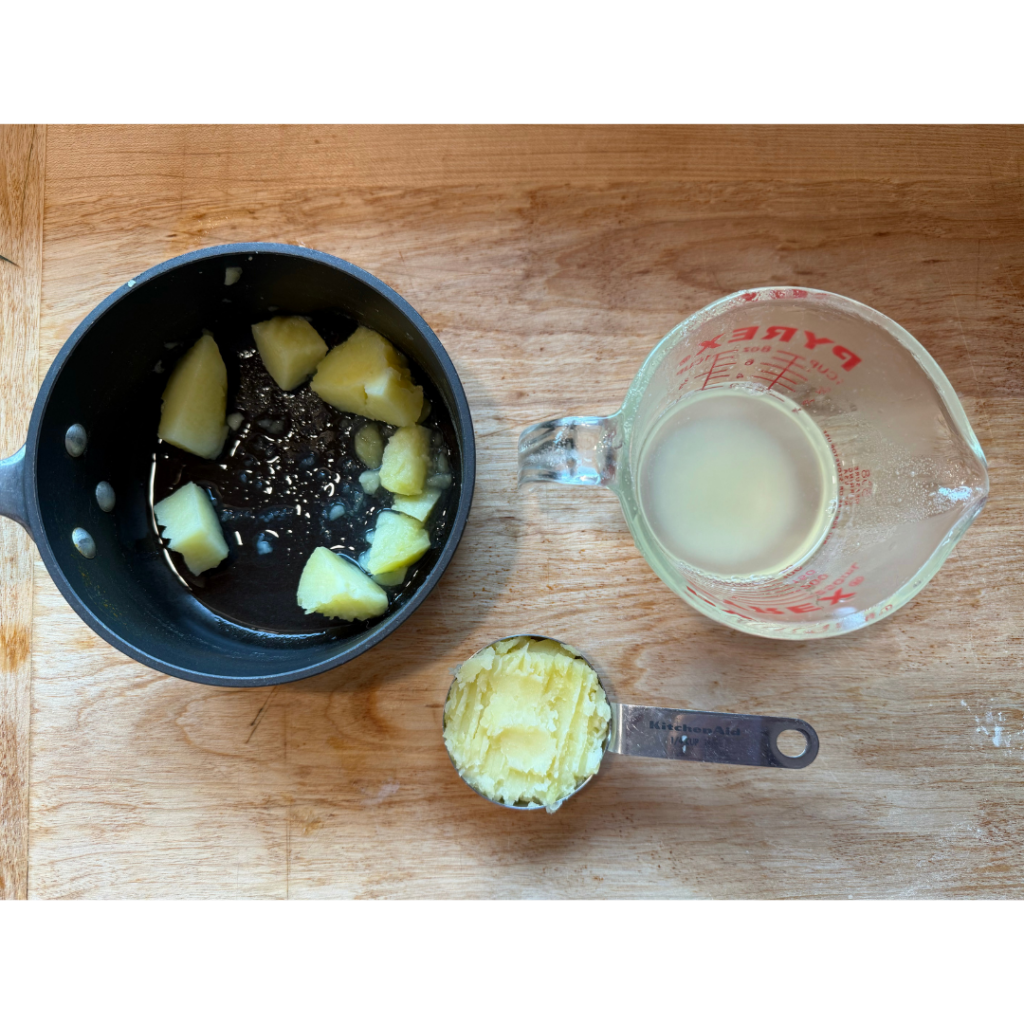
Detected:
left=0, top=445, right=33, bottom=539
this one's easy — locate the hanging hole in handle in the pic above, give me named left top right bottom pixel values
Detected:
left=776, top=729, right=807, bottom=758
left=767, top=720, right=819, bottom=768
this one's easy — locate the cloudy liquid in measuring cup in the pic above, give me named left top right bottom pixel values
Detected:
left=637, top=388, right=838, bottom=580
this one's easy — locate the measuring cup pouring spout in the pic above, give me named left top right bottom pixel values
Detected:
left=518, top=288, right=989, bottom=639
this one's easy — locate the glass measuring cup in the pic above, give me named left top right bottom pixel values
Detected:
left=443, top=635, right=819, bottom=811
left=518, top=288, right=989, bottom=638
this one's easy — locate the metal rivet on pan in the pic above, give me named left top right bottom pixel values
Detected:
left=65, top=424, right=87, bottom=457
left=95, top=481, right=116, bottom=512
left=72, top=527, right=96, bottom=558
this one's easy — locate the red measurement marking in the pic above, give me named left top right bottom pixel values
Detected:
left=699, top=351, right=738, bottom=389
left=721, top=597, right=822, bottom=616
left=837, top=467, right=872, bottom=506
left=681, top=325, right=861, bottom=379
left=752, top=352, right=808, bottom=392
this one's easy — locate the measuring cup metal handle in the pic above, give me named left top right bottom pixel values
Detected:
left=607, top=704, right=819, bottom=769
left=518, top=414, right=622, bottom=488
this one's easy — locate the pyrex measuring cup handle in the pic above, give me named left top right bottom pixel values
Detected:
left=608, top=705, right=819, bottom=769
left=518, top=414, right=622, bottom=488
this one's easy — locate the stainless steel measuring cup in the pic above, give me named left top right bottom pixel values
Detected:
left=443, top=635, right=818, bottom=811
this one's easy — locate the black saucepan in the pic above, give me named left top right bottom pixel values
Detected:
left=0, top=244, right=475, bottom=686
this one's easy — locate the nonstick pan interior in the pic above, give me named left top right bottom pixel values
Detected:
left=27, top=245, right=474, bottom=686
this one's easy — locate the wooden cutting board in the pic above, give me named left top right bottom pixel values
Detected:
left=2, top=125, right=1023, bottom=898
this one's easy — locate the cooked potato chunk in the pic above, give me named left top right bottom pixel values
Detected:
left=153, top=482, right=229, bottom=575
left=364, top=511, right=431, bottom=576
left=251, top=316, right=328, bottom=391
left=157, top=332, right=228, bottom=459
left=354, top=423, right=384, bottom=469
left=310, top=327, right=423, bottom=427
left=297, top=546, right=388, bottom=621
left=372, top=567, right=407, bottom=587
left=379, top=424, right=431, bottom=496
left=391, top=486, right=441, bottom=523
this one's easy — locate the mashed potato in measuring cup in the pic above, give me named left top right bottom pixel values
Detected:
left=443, top=636, right=612, bottom=812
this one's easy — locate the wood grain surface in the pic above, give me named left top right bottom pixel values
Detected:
left=6, top=125, right=1024, bottom=898
left=0, top=125, right=44, bottom=900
